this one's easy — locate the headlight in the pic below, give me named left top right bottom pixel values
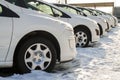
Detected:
left=65, top=26, right=73, bottom=31
left=103, top=19, right=107, bottom=23
left=100, top=17, right=107, bottom=22
left=108, top=17, right=111, bottom=20
left=62, top=23, right=73, bottom=31
left=98, top=17, right=106, bottom=23
left=54, top=19, right=73, bottom=31
left=92, top=20, right=97, bottom=25
left=100, top=18, right=106, bottom=23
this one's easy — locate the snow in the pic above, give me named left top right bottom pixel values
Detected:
left=1, top=24, right=120, bottom=80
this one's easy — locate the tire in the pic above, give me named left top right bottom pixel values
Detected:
left=74, top=28, right=90, bottom=47
left=14, top=37, right=57, bottom=74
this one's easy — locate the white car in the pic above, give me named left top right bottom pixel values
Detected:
left=10, top=0, right=100, bottom=47
left=0, top=0, right=76, bottom=74
left=88, top=8, right=115, bottom=29
left=94, top=9, right=118, bottom=27
left=54, top=4, right=108, bottom=36
left=76, top=7, right=112, bottom=31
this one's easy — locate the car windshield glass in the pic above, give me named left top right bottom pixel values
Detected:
left=52, top=8, right=63, bottom=17
left=82, top=9, right=92, bottom=16
left=66, top=7, right=78, bottom=14
left=97, top=11, right=104, bottom=15
left=91, top=10, right=100, bottom=16
left=57, top=5, right=78, bottom=15
left=5, top=0, right=54, bottom=16
left=25, top=0, right=54, bottom=16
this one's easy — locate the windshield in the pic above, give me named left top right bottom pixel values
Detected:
left=77, top=7, right=97, bottom=16
left=6, top=0, right=65, bottom=17
left=81, top=9, right=92, bottom=16
left=56, top=5, right=78, bottom=15
left=26, top=0, right=54, bottom=15
left=91, top=10, right=101, bottom=16
left=6, top=0, right=54, bottom=15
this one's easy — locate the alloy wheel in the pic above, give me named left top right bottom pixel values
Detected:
left=24, top=43, right=52, bottom=70
left=75, top=31, right=88, bottom=47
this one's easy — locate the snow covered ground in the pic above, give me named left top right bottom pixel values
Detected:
left=1, top=24, right=120, bottom=80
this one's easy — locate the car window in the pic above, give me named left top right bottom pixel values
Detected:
left=0, top=4, right=19, bottom=18
left=52, top=8, right=63, bottom=17
left=96, top=11, right=102, bottom=15
left=35, top=3, right=53, bottom=16
left=90, top=10, right=99, bottom=16
left=6, top=0, right=54, bottom=16
left=82, top=9, right=91, bottom=16
left=5, top=0, right=69, bottom=18
left=57, top=5, right=80, bottom=14
left=59, top=6, right=78, bottom=15
left=79, top=11, right=86, bottom=16
left=66, top=7, right=78, bottom=15
left=26, top=1, right=54, bottom=16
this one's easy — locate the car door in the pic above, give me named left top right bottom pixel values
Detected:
left=0, top=4, right=13, bottom=61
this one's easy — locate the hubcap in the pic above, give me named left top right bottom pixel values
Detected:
left=75, top=31, right=88, bottom=47
left=24, top=43, right=52, bottom=70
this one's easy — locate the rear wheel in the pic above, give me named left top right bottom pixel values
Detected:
left=75, top=28, right=90, bottom=47
left=14, top=37, right=57, bottom=74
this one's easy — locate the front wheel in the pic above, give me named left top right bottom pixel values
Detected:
left=75, top=29, right=90, bottom=47
left=14, top=37, right=57, bottom=74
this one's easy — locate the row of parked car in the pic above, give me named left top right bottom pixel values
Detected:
left=0, top=0, right=118, bottom=74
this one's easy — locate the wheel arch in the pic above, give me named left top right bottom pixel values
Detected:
left=74, top=25, right=92, bottom=41
left=97, top=23, right=103, bottom=35
left=13, top=30, right=61, bottom=64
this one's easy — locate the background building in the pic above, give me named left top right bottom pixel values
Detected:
left=67, top=0, right=114, bottom=14
left=114, top=0, right=120, bottom=19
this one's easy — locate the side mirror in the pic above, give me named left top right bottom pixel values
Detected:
left=54, top=13, right=60, bottom=17
left=83, top=13, right=87, bottom=17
